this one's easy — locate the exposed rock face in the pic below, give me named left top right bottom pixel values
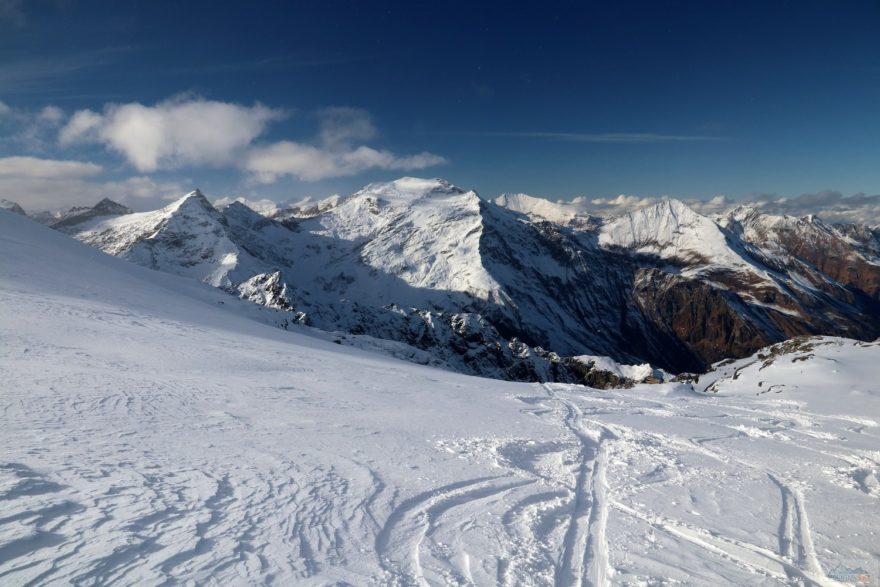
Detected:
left=721, top=206, right=880, bottom=299
left=51, top=198, right=133, bottom=230
left=51, top=179, right=880, bottom=380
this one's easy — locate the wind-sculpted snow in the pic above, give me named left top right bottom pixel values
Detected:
left=2, top=210, right=879, bottom=585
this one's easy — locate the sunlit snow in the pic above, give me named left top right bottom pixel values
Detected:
left=1, top=210, right=878, bottom=585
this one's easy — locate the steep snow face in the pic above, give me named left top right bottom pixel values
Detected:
left=494, top=193, right=593, bottom=226
left=68, top=191, right=254, bottom=287
left=304, top=177, right=501, bottom=300
left=835, top=222, right=880, bottom=256
left=3, top=210, right=879, bottom=586
left=722, top=205, right=880, bottom=299
left=599, top=198, right=756, bottom=271
left=723, top=205, right=880, bottom=264
left=721, top=206, right=833, bottom=250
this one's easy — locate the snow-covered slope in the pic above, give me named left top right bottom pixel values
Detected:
left=2, top=209, right=878, bottom=585
left=599, top=198, right=757, bottom=271
left=722, top=205, right=880, bottom=299
left=307, top=177, right=501, bottom=300
left=64, top=191, right=264, bottom=287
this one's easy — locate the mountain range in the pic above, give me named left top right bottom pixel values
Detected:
left=15, top=177, right=880, bottom=382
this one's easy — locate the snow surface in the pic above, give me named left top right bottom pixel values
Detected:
left=2, top=209, right=879, bottom=586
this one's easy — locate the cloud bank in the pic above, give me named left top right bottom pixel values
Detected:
left=59, top=97, right=284, bottom=172
left=0, top=156, right=102, bottom=179
left=0, top=170, right=187, bottom=211
left=58, top=98, right=447, bottom=181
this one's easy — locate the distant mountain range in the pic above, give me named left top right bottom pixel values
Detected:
left=14, top=177, right=880, bottom=382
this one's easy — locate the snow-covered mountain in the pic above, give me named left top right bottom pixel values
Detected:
left=52, top=178, right=880, bottom=377
left=721, top=205, right=880, bottom=299
left=0, top=198, right=27, bottom=215
left=2, top=208, right=878, bottom=585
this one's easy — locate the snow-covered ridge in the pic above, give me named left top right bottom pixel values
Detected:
left=494, top=192, right=593, bottom=225
left=64, top=190, right=253, bottom=287
left=598, top=198, right=755, bottom=270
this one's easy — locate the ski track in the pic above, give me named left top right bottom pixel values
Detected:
left=545, top=386, right=614, bottom=587
left=3, top=363, right=875, bottom=586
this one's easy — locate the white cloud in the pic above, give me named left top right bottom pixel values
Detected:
left=55, top=97, right=446, bottom=181
left=0, top=156, right=102, bottom=179
left=0, top=173, right=187, bottom=211
left=583, top=194, right=661, bottom=210
left=59, top=96, right=284, bottom=172
left=37, top=105, right=63, bottom=125
left=0, top=100, right=11, bottom=116
left=317, top=107, right=378, bottom=146
left=243, top=107, right=447, bottom=182
left=213, top=196, right=280, bottom=216
left=58, top=109, right=103, bottom=144
left=244, top=142, right=447, bottom=182
left=4, top=105, right=68, bottom=150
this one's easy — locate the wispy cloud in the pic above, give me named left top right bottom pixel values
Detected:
left=0, top=47, right=131, bottom=95
left=429, top=130, right=728, bottom=143
left=0, top=156, right=101, bottom=179
left=244, top=107, right=447, bottom=182
left=163, top=53, right=375, bottom=76
left=59, top=95, right=284, bottom=172
left=0, top=172, right=188, bottom=212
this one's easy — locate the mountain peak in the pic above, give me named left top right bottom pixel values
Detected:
left=168, top=189, right=217, bottom=214
left=356, top=177, right=470, bottom=204
left=92, top=198, right=133, bottom=216
left=0, top=199, right=27, bottom=216
left=599, top=197, right=752, bottom=269
left=650, top=197, right=701, bottom=219
left=603, top=197, right=706, bottom=236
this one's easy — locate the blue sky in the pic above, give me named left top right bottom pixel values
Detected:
left=1, top=0, right=879, bottom=213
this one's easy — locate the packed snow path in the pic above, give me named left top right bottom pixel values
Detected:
left=1, top=211, right=879, bottom=585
